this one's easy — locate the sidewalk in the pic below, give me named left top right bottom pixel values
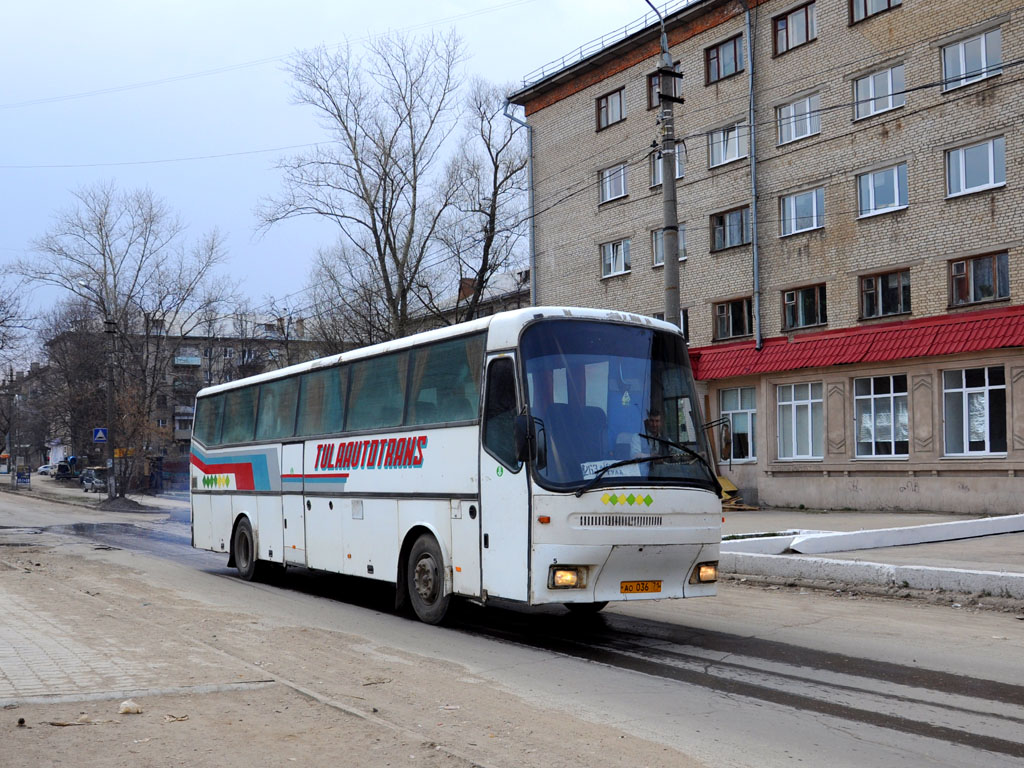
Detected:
left=721, top=508, right=1024, bottom=599
left=2, top=473, right=190, bottom=513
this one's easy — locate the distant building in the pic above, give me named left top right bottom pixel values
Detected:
left=509, top=0, right=1023, bottom=511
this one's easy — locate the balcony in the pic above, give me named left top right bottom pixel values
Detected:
left=174, top=356, right=201, bottom=367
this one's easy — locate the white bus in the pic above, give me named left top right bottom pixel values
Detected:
left=190, top=307, right=721, bottom=623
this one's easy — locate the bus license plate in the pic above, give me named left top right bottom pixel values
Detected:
left=620, top=580, right=662, bottom=594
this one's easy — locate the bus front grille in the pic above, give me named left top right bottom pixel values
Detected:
left=577, top=515, right=664, bottom=528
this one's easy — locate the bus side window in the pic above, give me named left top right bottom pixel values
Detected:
left=296, top=366, right=346, bottom=437
left=194, top=394, right=225, bottom=446
left=483, top=357, right=521, bottom=470
left=255, top=376, right=300, bottom=440
left=409, top=334, right=485, bottom=425
left=221, top=386, right=258, bottom=444
left=347, top=352, right=409, bottom=431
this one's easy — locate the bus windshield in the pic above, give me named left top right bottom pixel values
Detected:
left=520, top=319, right=716, bottom=493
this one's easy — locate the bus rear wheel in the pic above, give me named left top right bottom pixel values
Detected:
left=233, top=518, right=261, bottom=581
left=407, top=534, right=450, bottom=624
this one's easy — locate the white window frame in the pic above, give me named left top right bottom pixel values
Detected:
left=709, top=122, right=749, bottom=167
left=650, top=149, right=684, bottom=187
left=600, top=238, right=631, bottom=278
left=854, top=64, right=905, bottom=119
left=946, top=137, right=1005, bottom=197
left=942, top=366, right=1006, bottom=456
left=652, top=226, right=686, bottom=266
left=599, top=163, right=628, bottom=203
left=857, top=162, right=908, bottom=217
left=780, top=187, right=824, bottom=236
left=778, top=93, right=820, bottom=145
left=854, top=375, right=909, bottom=458
left=720, top=386, right=757, bottom=462
left=777, top=382, right=823, bottom=460
left=942, top=28, right=1002, bottom=91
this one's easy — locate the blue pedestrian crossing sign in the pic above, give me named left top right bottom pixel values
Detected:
left=93, top=428, right=108, bottom=443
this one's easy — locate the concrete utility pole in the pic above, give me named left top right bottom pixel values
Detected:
left=647, top=1, right=684, bottom=329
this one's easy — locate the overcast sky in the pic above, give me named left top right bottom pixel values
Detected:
left=2, top=0, right=663, bottom=321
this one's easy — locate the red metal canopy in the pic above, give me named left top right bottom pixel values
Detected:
left=689, top=304, right=1024, bottom=381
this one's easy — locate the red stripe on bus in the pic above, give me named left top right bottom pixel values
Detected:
left=189, top=454, right=256, bottom=491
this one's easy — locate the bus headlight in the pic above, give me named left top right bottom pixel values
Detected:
left=549, top=566, right=583, bottom=589
left=689, top=562, right=718, bottom=584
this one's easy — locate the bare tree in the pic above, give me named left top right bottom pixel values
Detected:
left=417, top=79, right=529, bottom=325
left=260, top=31, right=465, bottom=342
left=16, top=182, right=235, bottom=497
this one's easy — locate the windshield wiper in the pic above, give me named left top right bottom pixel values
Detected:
left=573, top=455, right=662, bottom=497
left=637, top=434, right=723, bottom=497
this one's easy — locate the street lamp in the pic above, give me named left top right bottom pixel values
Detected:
left=78, top=280, right=116, bottom=500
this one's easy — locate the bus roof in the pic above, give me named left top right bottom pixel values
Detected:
left=195, top=306, right=677, bottom=398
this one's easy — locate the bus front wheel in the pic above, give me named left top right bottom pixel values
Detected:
left=233, top=518, right=261, bottom=581
left=407, top=534, right=450, bottom=625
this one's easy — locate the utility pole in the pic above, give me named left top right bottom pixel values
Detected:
left=104, top=315, right=116, bottom=499
left=647, top=1, right=685, bottom=329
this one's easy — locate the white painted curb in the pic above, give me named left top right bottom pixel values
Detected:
left=721, top=552, right=1024, bottom=599
left=787, top=514, right=1024, bottom=555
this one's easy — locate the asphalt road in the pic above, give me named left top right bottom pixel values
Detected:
left=2, top=490, right=1024, bottom=767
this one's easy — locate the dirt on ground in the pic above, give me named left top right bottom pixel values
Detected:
left=1, top=538, right=706, bottom=768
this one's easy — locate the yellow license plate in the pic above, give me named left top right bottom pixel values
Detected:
left=620, top=580, right=662, bottom=594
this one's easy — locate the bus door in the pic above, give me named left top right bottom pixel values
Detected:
left=479, top=355, right=530, bottom=602
left=281, top=442, right=306, bottom=565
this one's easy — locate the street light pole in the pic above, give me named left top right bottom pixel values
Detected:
left=104, top=315, right=116, bottom=500
left=646, top=0, right=684, bottom=329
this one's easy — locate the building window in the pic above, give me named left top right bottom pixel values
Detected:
left=861, top=269, right=911, bottom=318
left=709, top=122, right=748, bottom=167
left=596, top=87, right=626, bottom=130
left=854, top=64, right=905, bottom=120
left=778, top=93, right=820, bottom=144
left=599, top=163, right=627, bottom=203
left=714, top=298, right=753, bottom=340
left=943, top=366, right=1006, bottom=455
left=706, top=35, right=744, bottom=84
left=647, top=62, right=681, bottom=109
left=652, top=226, right=686, bottom=265
left=851, top=0, right=900, bottom=23
left=223, top=347, right=235, bottom=359
left=780, top=187, right=824, bottom=236
left=855, top=375, right=908, bottom=457
left=946, top=137, right=1005, bottom=197
left=949, top=252, right=1009, bottom=307
left=942, top=28, right=1002, bottom=91
left=783, top=284, right=827, bottom=330
left=774, top=2, right=816, bottom=55
left=857, top=163, right=908, bottom=217
left=720, top=387, right=756, bottom=461
left=156, top=394, right=168, bottom=408
left=600, top=238, right=631, bottom=278
left=156, top=418, right=168, bottom=428
left=650, top=149, right=684, bottom=186
left=777, top=382, right=823, bottom=460
left=711, top=206, right=751, bottom=251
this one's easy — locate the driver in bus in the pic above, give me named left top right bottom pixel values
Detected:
left=631, top=408, right=667, bottom=459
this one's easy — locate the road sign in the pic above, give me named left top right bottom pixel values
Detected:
left=93, top=428, right=108, bottom=443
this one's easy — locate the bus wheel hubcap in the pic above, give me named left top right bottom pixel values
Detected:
left=414, top=557, right=437, bottom=602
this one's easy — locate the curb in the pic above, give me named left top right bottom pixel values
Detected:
left=721, top=551, right=1024, bottom=599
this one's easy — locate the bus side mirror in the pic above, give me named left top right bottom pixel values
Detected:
left=514, top=414, right=533, bottom=463
left=514, top=414, right=546, bottom=470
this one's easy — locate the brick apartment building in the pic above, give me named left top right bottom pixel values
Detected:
left=509, top=0, right=1023, bottom=512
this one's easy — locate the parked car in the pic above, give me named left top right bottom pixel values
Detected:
left=81, top=467, right=108, bottom=493
left=36, top=464, right=52, bottom=475
left=53, top=462, right=72, bottom=481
